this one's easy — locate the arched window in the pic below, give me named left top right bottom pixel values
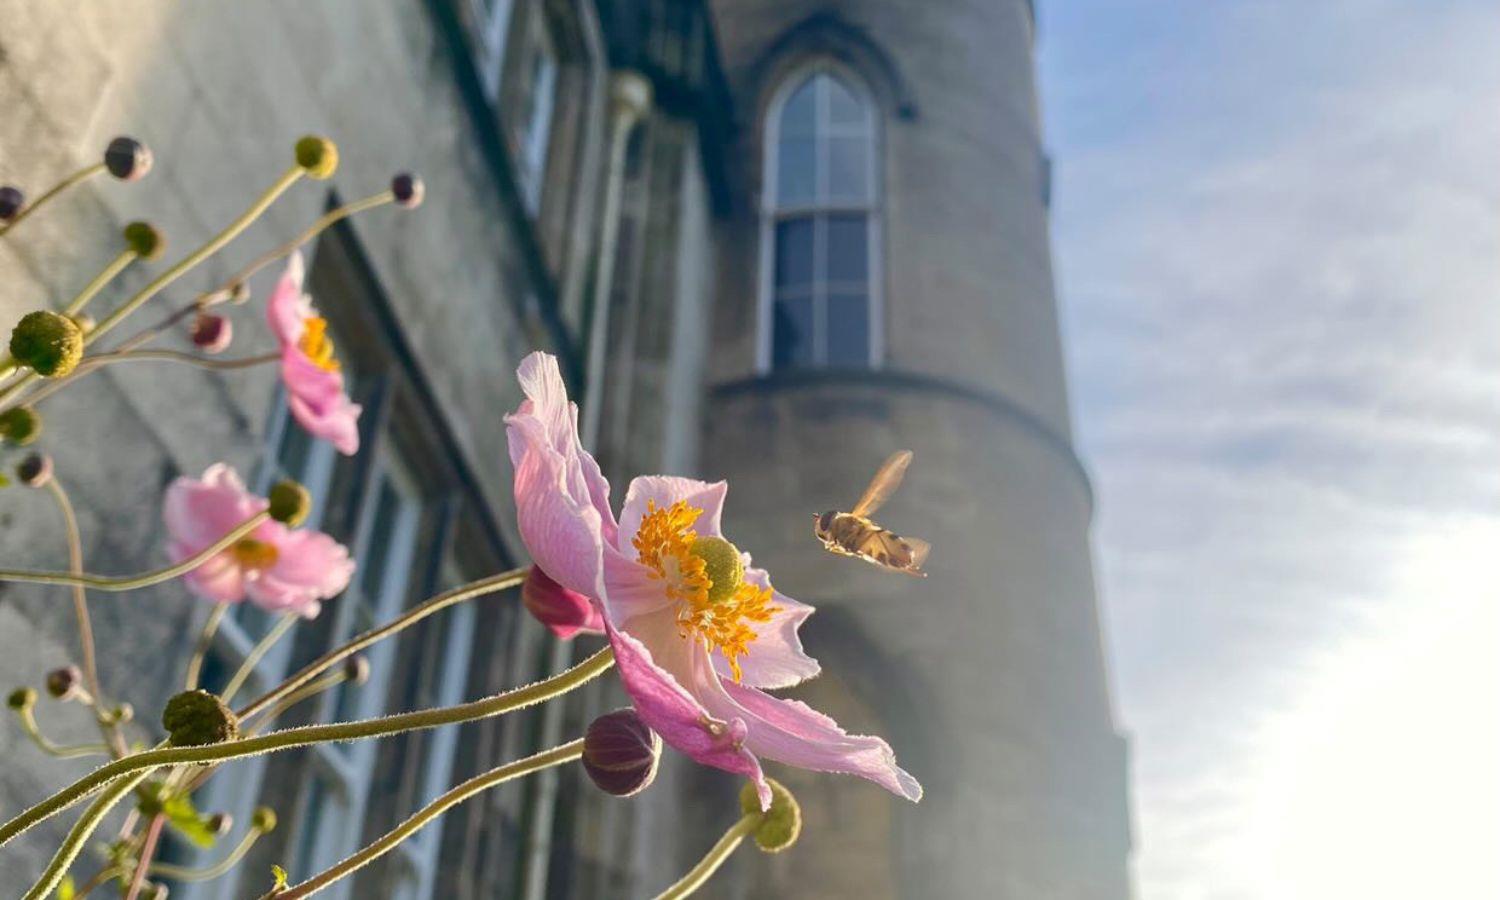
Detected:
left=761, top=67, right=881, bottom=371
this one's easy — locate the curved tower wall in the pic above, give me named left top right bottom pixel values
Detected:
left=694, top=1, right=1133, bottom=896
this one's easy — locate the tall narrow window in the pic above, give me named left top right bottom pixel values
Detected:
left=513, top=8, right=558, bottom=213
left=762, top=68, right=880, bottom=371
left=470, top=0, right=514, bottom=99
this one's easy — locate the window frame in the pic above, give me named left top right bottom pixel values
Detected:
left=513, top=3, right=560, bottom=215
left=469, top=0, right=516, bottom=100
left=757, top=61, right=885, bottom=374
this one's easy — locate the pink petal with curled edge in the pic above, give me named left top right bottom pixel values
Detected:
left=265, top=251, right=308, bottom=347
left=617, top=477, right=727, bottom=550
left=163, top=464, right=267, bottom=552
left=710, top=564, right=820, bottom=690
left=606, top=608, right=771, bottom=808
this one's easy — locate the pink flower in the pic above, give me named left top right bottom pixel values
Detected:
left=505, top=352, right=922, bottom=809
left=522, top=567, right=603, bottom=638
left=164, top=464, right=354, bottom=618
left=266, top=252, right=361, bottom=455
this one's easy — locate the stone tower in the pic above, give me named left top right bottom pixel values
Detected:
left=687, top=1, right=1134, bottom=896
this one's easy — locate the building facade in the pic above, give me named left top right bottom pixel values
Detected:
left=0, top=0, right=1129, bottom=897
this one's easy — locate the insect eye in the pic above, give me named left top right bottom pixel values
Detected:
left=818, top=512, right=834, bottom=531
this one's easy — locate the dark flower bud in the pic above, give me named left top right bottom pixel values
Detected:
left=582, top=708, right=661, bottom=797
left=205, top=812, right=234, bottom=837
left=9, top=310, right=83, bottom=377
left=104, top=136, right=153, bottom=181
left=162, top=689, right=239, bottom=746
left=295, top=136, right=339, bottom=180
left=16, top=452, right=53, bottom=488
left=229, top=281, right=252, bottom=305
left=342, top=654, right=371, bottom=686
left=391, top=173, right=424, bottom=209
left=267, top=480, right=311, bottom=526
left=0, top=406, right=42, bottom=446
left=251, top=806, right=278, bottom=832
left=739, top=778, right=802, bottom=853
left=0, top=186, right=23, bottom=222
left=45, top=665, right=82, bottom=701
left=7, top=687, right=37, bottom=711
left=190, top=314, right=232, bottom=354
left=123, top=221, right=165, bottom=259
left=522, top=567, right=599, bottom=639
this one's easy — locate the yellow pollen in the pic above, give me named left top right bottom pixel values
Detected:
left=230, top=537, right=279, bottom=571
left=632, top=500, right=778, bottom=682
left=298, top=316, right=340, bottom=372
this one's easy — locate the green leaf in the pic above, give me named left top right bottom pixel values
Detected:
left=162, top=792, right=217, bottom=848
left=55, top=875, right=75, bottom=900
left=272, top=864, right=290, bottom=889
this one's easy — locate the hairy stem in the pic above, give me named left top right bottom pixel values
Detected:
left=20, top=769, right=150, bottom=900
left=654, top=814, right=760, bottom=900
left=12, top=705, right=110, bottom=759
left=10, top=349, right=280, bottom=413
left=147, top=821, right=264, bottom=882
left=268, top=739, right=585, bottom=898
left=0, top=648, right=614, bottom=847
left=0, top=511, right=269, bottom=591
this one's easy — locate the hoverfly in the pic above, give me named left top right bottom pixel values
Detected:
left=813, top=449, right=930, bottom=577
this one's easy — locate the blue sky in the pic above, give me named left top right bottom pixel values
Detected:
left=1038, top=1, right=1500, bottom=896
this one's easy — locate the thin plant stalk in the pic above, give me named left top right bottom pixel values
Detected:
left=65, top=248, right=137, bottom=316
left=147, top=822, right=264, bottom=882
left=221, top=614, right=299, bottom=704
left=12, top=705, right=110, bottom=759
left=185, top=604, right=229, bottom=690
left=654, top=814, right=761, bottom=900
left=9, top=349, right=280, bottom=413
left=0, top=648, right=615, bottom=847
left=122, top=813, right=165, bottom=900
left=0, top=511, right=269, bottom=591
left=266, top=739, right=585, bottom=898
left=20, top=769, right=151, bottom=900
left=0, top=162, right=107, bottom=238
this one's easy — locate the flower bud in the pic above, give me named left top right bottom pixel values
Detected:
left=582, top=709, right=661, bottom=797
left=0, top=406, right=41, bottom=446
left=342, top=654, right=371, bottom=686
left=190, top=314, right=232, bottom=354
left=111, top=702, right=135, bottom=724
left=162, top=689, right=240, bottom=746
left=104, top=136, right=153, bottom=181
left=205, top=812, right=234, bottom=837
left=690, top=536, right=744, bottom=606
left=143, top=883, right=169, bottom=900
left=521, top=567, right=600, bottom=639
left=0, top=186, right=23, bottom=222
left=123, top=220, right=165, bottom=260
left=9, top=310, right=83, bottom=377
left=251, top=806, right=278, bottom=832
left=391, top=173, right=425, bottom=209
left=295, top=136, right=339, bottom=180
left=739, top=778, right=802, bottom=853
left=7, top=687, right=37, bottom=711
left=267, top=479, right=311, bottom=526
left=16, top=452, right=53, bottom=488
left=45, top=665, right=82, bottom=701
left=69, top=312, right=95, bottom=333
left=229, top=281, right=252, bottom=305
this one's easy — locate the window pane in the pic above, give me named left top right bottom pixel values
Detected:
left=827, top=135, right=870, bottom=204
left=773, top=295, right=814, bottom=370
left=826, top=75, right=867, bottom=128
left=825, top=214, right=868, bottom=286
left=826, top=291, right=870, bottom=367
left=774, top=218, right=815, bottom=288
left=780, top=80, right=816, bottom=136
left=776, top=135, right=815, bottom=206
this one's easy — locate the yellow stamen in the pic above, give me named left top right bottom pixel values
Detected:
left=632, top=500, right=778, bottom=682
left=298, top=316, right=340, bottom=372
left=229, top=538, right=279, bottom=571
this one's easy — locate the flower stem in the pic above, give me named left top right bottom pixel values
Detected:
left=221, top=613, right=298, bottom=703
left=147, top=820, right=264, bottom=882
left=0, top=511, right=269, bottom=591
left=20, top=769, right=150, bottom=900
left=65, top=248, right=137, bottom=317
left=9, top=349, right=280, bottom=413
left=654, top=814, right=760, bottom=900
left=185, top=604, right=229, bottom=690
left=11, top=705, right=110, bottom=759
left=236, top=566, right=529, bottom=720
left=266, top=739, right=585, bottom=899
left=0, top=648, right=615, bottom=848
left=122, top=812, right=165, bottom=900
left=83, top=165, right=305, bottom=349
left=0, top=162, right=107, bottom=238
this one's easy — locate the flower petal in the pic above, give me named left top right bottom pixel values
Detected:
left=163, top=464, right=267, bottom=553
left=607, top=608, right=769, bottom=806
left=265, top=251, right=308, bottom=347
left=710, top=565, right=820, bottom=689
left=266, top=527, right=355, bottom=598
left=177, top=548, right=246, bottom=604
left=617, top=477, right=727, bottom=551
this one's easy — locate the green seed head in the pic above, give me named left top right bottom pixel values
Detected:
left=162, top=689, right=239, bottom=747
left=9, top=310, right=83, bottom=377
left=267, top=479, right=312, bottom=526
left=0, top=406, right=41, bottom=446
left=123, top=221, right=165, bottom=259
left=690, top=536, right=744, bottom=606
left=295, top=135, right=339, bottom=179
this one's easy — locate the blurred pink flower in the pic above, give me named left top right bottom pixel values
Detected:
left=164, top=464, right=353, bottom=618
left=505, top=352, right=921, bottom=809
left=266, top=252, right=361, bottom=455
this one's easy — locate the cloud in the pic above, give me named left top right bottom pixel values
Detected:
left=1041, top=1, right=1500, bottom=896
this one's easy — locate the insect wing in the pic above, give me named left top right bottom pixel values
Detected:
left=851, top=450, right=914, bottom=518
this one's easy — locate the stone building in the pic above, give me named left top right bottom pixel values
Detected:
left=0, top=0, right=1129, bottom=897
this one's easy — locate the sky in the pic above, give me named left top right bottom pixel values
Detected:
left=1037, top=2, right=1500, bottom=897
